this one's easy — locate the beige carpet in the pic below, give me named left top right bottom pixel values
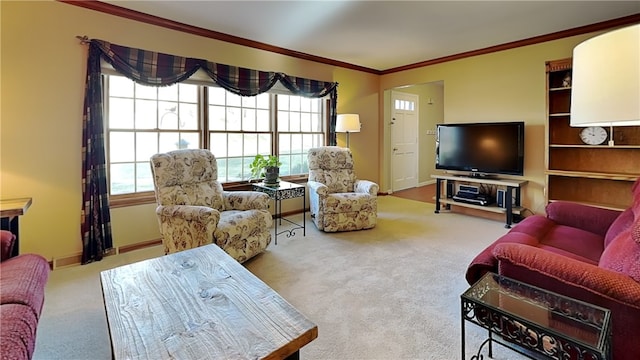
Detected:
left=33, top=196, right=526, bottom=360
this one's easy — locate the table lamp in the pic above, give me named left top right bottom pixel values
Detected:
left=570, top=24, right=640, bottom=146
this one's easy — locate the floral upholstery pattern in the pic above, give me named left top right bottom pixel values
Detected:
left=151, top=149, right=272, bottom=262
left=307, top=146, right=378, bottom=232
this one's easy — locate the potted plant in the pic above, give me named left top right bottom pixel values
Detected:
left=249, top=154, right=282, bottom=184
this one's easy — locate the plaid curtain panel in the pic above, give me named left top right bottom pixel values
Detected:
left=81, top=39, right=338, bottom=263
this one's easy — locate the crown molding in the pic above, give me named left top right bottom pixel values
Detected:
left=59, top=1, right=639, bottom=75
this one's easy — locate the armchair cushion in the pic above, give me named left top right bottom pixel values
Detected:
left=214, top=209, right=273, bottom=262
left=151, top=149, right=225, bottom=210
left=325, top=193, right=375, bottom=214
left=155, top=205, right=220, bottom=254
left=223, top=191, right=271, bottom=211
left=307, top=146, right=356, bottom=193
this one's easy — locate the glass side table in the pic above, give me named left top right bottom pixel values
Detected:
left=252, top=181, right=305, bottom=245
left=461, top=273, right=611, bottom=360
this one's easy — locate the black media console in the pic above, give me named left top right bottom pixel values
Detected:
left=432, top=175, right=528, bottom=228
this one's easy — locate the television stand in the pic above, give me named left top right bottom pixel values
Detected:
left=432, top=175, right=528, bottom=228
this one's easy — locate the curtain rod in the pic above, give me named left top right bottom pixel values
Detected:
left=76, top=35, right=90, bottom=45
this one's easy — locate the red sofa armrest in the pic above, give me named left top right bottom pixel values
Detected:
left=494, top=242, right=640, bottom=306
left=0, top=230, right=16, bottom=261
left=465, top=231, right=541, bottom=285
left=545, top=201, right=622, bottom=237
left=494, top=242, right=640, bottom=360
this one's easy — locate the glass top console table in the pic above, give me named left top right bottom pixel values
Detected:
left=461, top=273, right=611, bottom=360
left=252, top=181, right=305, bottom=245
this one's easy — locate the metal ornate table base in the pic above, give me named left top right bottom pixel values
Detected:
left=461, top=273, right=611, bottom=360
left=252, top=181, right=306, bottom=245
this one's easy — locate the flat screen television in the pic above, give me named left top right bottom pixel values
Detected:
left=435, top=121, right=525, bottom=176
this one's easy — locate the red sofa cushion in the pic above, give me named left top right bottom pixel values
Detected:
left=599, top=223, right=640, bottom=282
left=545, top=201, right=621, bottom=237
left=511, top=215, right=603, bottom=264
left=604, top=208, right=634, bottom=247
left=1, top=230, right=15, bottom=261
left=0, top=254, right=50, bottom=317
left=599, top=182, right=640, bottom=282
left=0, top=303, right=39, bottom=360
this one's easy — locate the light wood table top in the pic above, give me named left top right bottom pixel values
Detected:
left=0, top=197, right=32, bottom=218
left=101, top=244, right=317, bottom=360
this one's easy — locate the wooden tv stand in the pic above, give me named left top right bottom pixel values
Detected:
left=432, top=175, right=528, bottom=228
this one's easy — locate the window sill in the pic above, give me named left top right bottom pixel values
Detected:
left=109, top=175, right=309, bottom=208
left=110, top=192, right=156, bottom=208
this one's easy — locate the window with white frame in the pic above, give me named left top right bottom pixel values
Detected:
left=105, top=74, right=326, bottom=196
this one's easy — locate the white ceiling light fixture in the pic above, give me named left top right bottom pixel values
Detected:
left=336, top=114, right=361, bottom=148
left=570, top=24, right=640, bottom=146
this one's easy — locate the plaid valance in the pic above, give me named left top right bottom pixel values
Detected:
left=92, top=39, right=337, bottom=98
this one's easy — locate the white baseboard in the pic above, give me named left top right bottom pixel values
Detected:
left=51, top=238, right=162, bottom=270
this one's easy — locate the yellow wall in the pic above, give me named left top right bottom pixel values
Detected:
left=380, top=33, right=603, bottom=213
left=0, top=1, right=612, bottom=263
left=0, top=1, right=378, bottom=261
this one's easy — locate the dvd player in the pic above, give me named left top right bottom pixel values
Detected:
left=453, top=192, right=493, bottom=206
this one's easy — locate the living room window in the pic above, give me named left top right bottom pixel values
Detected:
left=105, top=75, right=326, bottom=199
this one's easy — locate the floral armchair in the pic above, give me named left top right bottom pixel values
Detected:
left=150, top=149, right=272, bottom=263
left=307, top=146, right=378, bottom=232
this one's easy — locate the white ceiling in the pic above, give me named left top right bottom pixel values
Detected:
left=104, top=1, right=639, bottom=71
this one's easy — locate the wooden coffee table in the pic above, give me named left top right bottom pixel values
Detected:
left=101, top=244, right=317, bottom=359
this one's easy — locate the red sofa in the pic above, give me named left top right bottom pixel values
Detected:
left=0, top=230, right=50, bottom=360
left=466, top=178, right=640, bottom=360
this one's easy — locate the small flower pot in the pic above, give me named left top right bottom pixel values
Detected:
left=264, top=166, right=279, bottom=185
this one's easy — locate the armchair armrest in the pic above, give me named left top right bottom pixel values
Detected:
left=156, top=205, right=221, bottom=253
left=354, top=180, right=379, bottom=196
left=545, top=201, right=622, bottom=237
left=494, top=243, right=640, bottom=307
left=156, top=205, right=221, bottom=227
left=223, top=191, right=270, bottom=211
left=307, top=180, right=328, bottom=197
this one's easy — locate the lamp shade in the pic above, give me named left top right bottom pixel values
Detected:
left=336, top=114, right=361, bottom=133
left=570, top=24, right=640, bottom=127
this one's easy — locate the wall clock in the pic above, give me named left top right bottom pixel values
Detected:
left=579, top=126, right=608, bottom=145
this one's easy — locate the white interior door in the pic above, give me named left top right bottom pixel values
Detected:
left=390, top=91, right=419, bottom=192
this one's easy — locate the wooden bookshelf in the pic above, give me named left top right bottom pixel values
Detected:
left=545, top=58, right=640, bottom=211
